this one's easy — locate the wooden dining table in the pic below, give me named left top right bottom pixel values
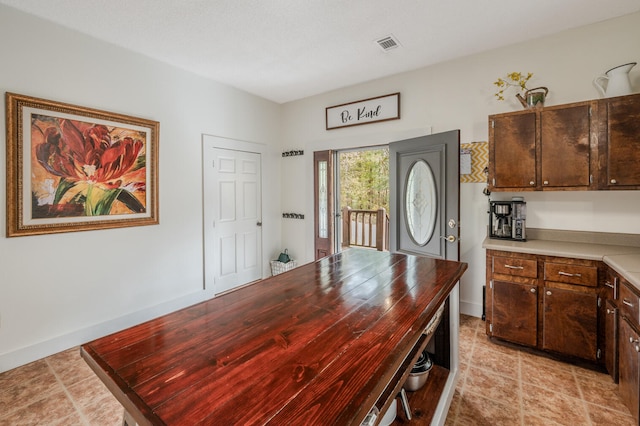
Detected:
left=81, top=248, right=467, bottom=425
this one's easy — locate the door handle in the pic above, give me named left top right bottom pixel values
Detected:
left=257, top=221, right=262, bottom=227
left=441, top=235, right=456, bottom=243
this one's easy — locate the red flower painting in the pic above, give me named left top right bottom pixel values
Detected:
left=31, top=115, right=147, bottom=218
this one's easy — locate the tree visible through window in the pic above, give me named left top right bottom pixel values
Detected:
left=339, top=147, right=389, bottom=212
left=338, top=147, right=390, bottom=251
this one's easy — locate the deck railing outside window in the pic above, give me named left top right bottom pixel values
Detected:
left=341, top=207, right=389, bottom=251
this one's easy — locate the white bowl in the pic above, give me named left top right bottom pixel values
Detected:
left=379, top=398, right=397, bottom=426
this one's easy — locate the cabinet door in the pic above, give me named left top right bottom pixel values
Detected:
left=618, top=316, right=640, bottom=422
left=540, top=105, right=592, bottom=188
left=603, top=94, right=640, bottom=188
left=605, top=300, right=619, bottom=382
left=491, top=280, right=537, bottom=347
left=490, top=112, right=536, bottom=189
left=542, top=286, right=598, bottom=361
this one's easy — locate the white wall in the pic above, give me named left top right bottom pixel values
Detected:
left=280, top=12, right=640, bottom=318
left=0, top=6, right=283, bottom=372
left=2, top=6, right=640, bottom=372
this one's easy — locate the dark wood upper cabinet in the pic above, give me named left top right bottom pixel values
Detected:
left=490, top=93, right=640, bottom=191
left=490, top=112, right=536, bottom=190
left=600, top=94, right=640, bottom=189
left=540, top=104, right=592, bottom=188
left=489, top=101, right=595, bottom=191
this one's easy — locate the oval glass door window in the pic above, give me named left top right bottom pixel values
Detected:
left=405, top=160, right=437, bottom=245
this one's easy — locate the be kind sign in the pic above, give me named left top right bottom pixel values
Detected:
left=326, top=93, right=400, bottom=130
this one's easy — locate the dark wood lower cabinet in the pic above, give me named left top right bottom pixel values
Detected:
left=486, top=249, right=640, bottom=422
left=542, top=286, right=598, bottom=361
left=491, top=280, right=538, bottom=347
left=618, top=316, right=640, bottom=422
left=486, top=250, right=600, bottom=362
left=605, top=299, right=619, bottom=382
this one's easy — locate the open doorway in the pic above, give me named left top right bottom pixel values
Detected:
left=313, top=145, right=390, bottom=260
left=314, top=130, right=459, bottom=260
left=336, top=146, right=390, bottom=252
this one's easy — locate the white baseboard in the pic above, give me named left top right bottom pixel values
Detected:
left=0, top=288, right=214, bottom=373
left=460, top=300, right=483, bottom=318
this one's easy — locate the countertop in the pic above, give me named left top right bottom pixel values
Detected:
left=482, top=229, right=640, bottom=291
left=80, top=249, right=467, bottom=426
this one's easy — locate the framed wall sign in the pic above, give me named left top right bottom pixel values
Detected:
left=326, top=92, right=400, bottom=130
left=5, top=92, right=159, bottom=237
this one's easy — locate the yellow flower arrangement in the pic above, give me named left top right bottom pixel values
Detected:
left=494, top=72, right=533, bottom=101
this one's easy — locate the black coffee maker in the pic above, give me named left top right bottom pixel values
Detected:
left=489, top=200, right=526, bottom=241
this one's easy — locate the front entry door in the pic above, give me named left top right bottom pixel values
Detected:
left=389, top=130, right=460, bottom=261
left=313, top=150, right=334, bottom=260
left=203, top=146, right=262, bottom=294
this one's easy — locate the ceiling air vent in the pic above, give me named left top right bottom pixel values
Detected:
left=375, top=34, right=400, bottom=52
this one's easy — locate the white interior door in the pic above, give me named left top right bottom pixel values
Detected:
left=204, top=145, right=262, bottom=295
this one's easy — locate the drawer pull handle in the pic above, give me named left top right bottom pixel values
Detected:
left=605, top=282, right=615, bottom=289
left=504, top=265, right=524, bottom=270
left=530, top=288, right=536, bottom=293
left=546, top=290, right=552, bottom=296
left=623, top=299, right=635, bottom=308
left=558, top=271, right=581, bottom=277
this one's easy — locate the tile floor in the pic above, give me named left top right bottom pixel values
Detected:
left=0, top=315, right=635, bottom=425
left=0, top=347, right=122, bottom=425
left=445, top=315, right=635, bottom=426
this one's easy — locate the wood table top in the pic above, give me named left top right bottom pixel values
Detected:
left=81, top=249, right=467, bottom=425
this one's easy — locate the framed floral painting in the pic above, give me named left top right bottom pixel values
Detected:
left=5, top=93, right=159, bottom=237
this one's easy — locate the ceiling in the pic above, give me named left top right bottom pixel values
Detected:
left=2, top=0, right=639, bottom=104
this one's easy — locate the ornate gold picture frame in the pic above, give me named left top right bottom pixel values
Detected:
left=6, top=93, right=159, bottom=237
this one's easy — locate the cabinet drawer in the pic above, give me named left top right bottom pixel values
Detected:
left=544, top=262, right=597, bottom=287
left=493, top=256, right=537, bottom=278
left=620, top=280, right=640, bottom=326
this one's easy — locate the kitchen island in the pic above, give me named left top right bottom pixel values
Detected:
left=81, top=248, right=467, bottom=425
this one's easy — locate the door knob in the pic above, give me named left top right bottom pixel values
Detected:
left=441, top=235, right=456, bottom=243
left=257, top=221, right=262, bottom=226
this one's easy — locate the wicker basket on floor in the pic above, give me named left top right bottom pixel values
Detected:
left=270, top=260, right=297, bottom=276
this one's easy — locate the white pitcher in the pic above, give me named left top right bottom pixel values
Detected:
left=594, top=62, right=636, bottom=98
